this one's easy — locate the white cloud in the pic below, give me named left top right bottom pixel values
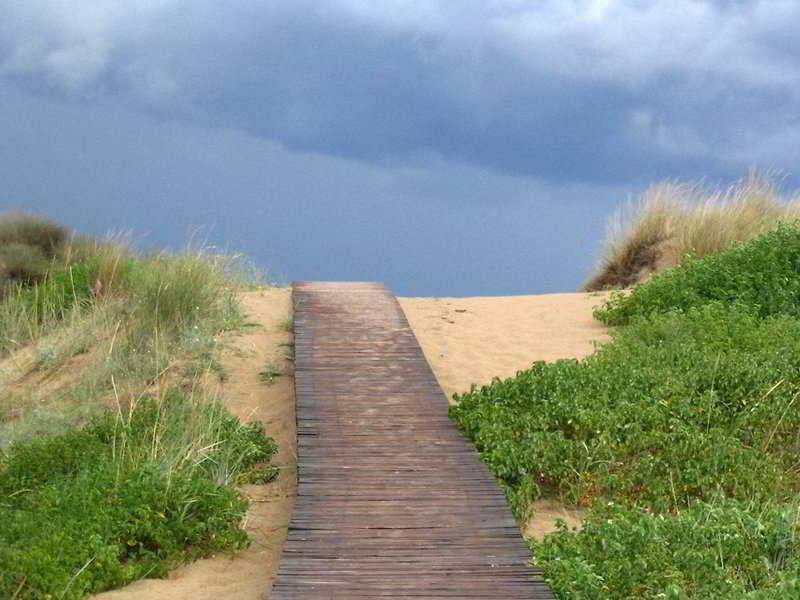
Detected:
left=488, top=1, right=800, bottom=90
left=42, top=38, right=112, bottom=89
left=0, top=0, right=169, bottom=89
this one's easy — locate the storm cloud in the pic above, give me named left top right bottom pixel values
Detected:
left=2, top=1, right=799, bottom=295
left=3, top=1, right=799, bottom=185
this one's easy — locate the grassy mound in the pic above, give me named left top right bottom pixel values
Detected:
left=0, top=213, right=277, bottom=599
left=595, top=223, right=800, bottom=326
left=584, top=175, right=800, bottom=291
left=450, top=225, right=800, bottom=599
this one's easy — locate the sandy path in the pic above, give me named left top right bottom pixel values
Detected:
left=93, top=288, right=295, bottom=600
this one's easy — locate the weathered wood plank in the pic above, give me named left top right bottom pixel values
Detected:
left=268, top=282, right=554, bottom=599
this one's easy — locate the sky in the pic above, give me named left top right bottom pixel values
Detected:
left=2, top=0, right=799, bottom=296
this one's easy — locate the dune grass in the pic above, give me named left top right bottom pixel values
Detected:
left=0, top=213, right=277, bottom=599
left=0, top=212, right=69, bottom=288
left=584, top=175, right=800, bottom=290
left=451, top=224, right=800, bottom=599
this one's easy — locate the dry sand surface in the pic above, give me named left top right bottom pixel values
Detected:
left=91, top=288, right=610, bottom=599
left=93, top=288, right=296, bottom=600
left=398, top=292, right=611, bottom=402
left=399, top=291, right=611, bottom=540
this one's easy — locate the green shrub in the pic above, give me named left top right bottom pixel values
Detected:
left=0, top=389, right=277, bottom=599
left=595, top=224, right=800, bottom=325
left=452, top=303, right=800, bottom=517
left=450, top=302, right=800, bottom=597
left=532, top=498, right=800, bottom=600
left=452, top=219, right=800, bottom=598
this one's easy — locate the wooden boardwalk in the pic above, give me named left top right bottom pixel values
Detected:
left=270, top=282, right=554, bottom=599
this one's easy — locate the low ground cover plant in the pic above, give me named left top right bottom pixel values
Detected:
left=0, top=213, right=277, bottom=599
left=451, top=225, right=800, bottom=599
left=536, top=498, right=800, bottom=599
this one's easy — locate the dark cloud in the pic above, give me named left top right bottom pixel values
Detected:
left=0, top=86, right=629, bottom=296
left=2, top=1, right=799, bottom=186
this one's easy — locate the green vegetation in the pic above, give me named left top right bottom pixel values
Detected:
left=595, top=223, right=800, bottom=326
left=258, top=360, right=284, bottom=385
left=584, top=175, right=800, bottom=290
left=450, top=223, right=800, bottom=599
left=1, top=393, right=275, bottom=598
left=0, top=213, right=277, bottom=599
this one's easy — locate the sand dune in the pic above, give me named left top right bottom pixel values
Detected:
left=92, top=289, right=610, bottom=598
left=92, top=288, right=296, bottom=600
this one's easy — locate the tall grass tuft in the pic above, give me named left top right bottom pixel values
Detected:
left=126, top=251, right=242, bottom=348
left=0, top=213, right=70, bottom=291
left=584, top=174, right=800, bottom=290
left=0, top=212, right=68, bottom=258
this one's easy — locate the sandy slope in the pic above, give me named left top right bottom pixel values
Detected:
left=91, top=288, right=610, bottom=598
left=93, top=288, right=296, bottom=600
left=398, top=292, right=611, bottom=402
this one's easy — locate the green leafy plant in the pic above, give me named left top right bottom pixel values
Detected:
left=451, top=224, right=800, bottom=598
left=0, top=389, right=277, bottom=600
left=532, top=498, right=800, bottom=599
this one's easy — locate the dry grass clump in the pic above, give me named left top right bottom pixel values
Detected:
left=584, top=175, right=800, bottom=290
left=0, top=212, right=132, bottom=297
left=0, top=211, right=257, bottom=434
left=0, top=212, right=68, bottom=254
left=0, top=213, right=70, bottom=290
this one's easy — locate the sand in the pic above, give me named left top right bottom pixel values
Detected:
left=89, top=288, right=610, bottom=598
left=92, top=288, right=296, bottom=600
left=398, top=292, right=611, bottom=403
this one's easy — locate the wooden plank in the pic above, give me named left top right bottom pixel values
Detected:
left=268, top=282, right=554, bottom=599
